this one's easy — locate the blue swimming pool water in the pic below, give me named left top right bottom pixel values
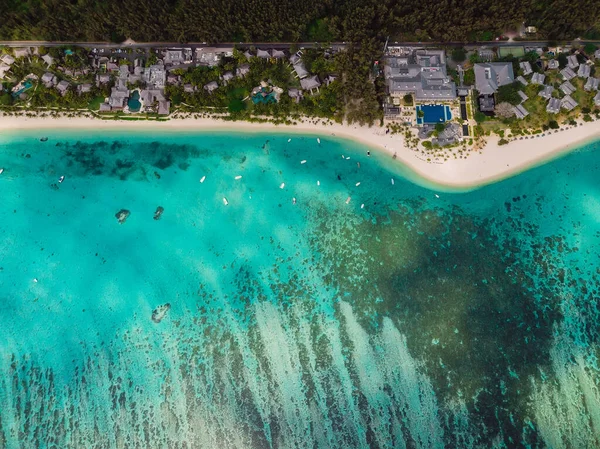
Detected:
left=127, top=90, right=141, bottom=112
left=416, top=104, right=451, bottom=125
left=1, top=129, right=600, bottom=448
left=11, top=80, right=33, bottom=98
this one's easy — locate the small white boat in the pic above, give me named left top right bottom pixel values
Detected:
left=301, top=160, right=307, bottom=164
left=0, top=168, right=4, bottom=174
left=360, top=204, right=365, bottom=209
left=317, top=180, right=320, bottom=186
left=33, top=278, right=38, bottom=283
left=222, top=197, right=229, bottom=206
left=200, top=176, right=206, bottom=183
left=435, top=194, right=440, bottom=198
left=288, top=138, right=292, bottom=142
left=58, top=176, right=65, bottom=183
left=317, top=138, right=321, bottom=144
left=346, top=157, right=350, bottom=160
left=341, top=154, right=345, bottom=159
left=391, top=178, right=395, bottom=185
left=345, top=196, right=351, bottom=204
left=292, top=197, right=296, bottom=205
left=355, top=182, right=361, bottom=186
left=235, top=175, right=242, bottom=180
left=280, top=183, right=285, bottom=189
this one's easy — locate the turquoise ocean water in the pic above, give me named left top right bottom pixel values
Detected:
left=0, top=129, right=599, bottom=448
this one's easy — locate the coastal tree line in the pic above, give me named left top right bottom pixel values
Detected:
left=0, top=0, right=599, bottom=43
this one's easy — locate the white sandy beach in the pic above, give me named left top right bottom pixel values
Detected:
left=1, top=114, right=599, bottom=189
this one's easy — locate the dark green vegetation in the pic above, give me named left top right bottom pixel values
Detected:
left=168, top=49, right=345, bottom=121
left=497, top=82, right=523, bottom=106
left=0, top=0, right=599, bottom=42
left=309, top=192, right=593, bottom=446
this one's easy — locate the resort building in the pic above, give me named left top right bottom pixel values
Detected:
left=478, top=48, right=494, bottom=62
left=293, top=61, right=309, bottom=79
left=163, top=49, right=184, bottom=65
left=517, top=90, right=528, bottom=102
left=513, top=104, right=529, bottom=119
left=183, top=84, right=195, bottom=93
left=595, top=49, right=600, bottom=59
left=143, top=64, right=166, bottom=88
left=325, top=75, right=337, bottom=86
left=517, top=75, right=528, bottom=86
left=204, top=81, right=219, bottom=93
left=1, top=54, right=15, bottom=65
left=140, top=89, right=165, bottom=105
left=257, top=49, right=270, bottom=59
left=560, top=67, right=576, bottom=80
left=167, top=74, right=180, bottom=85
left=96, top=73, right=111, bottom=86
left=41, top=54, right=54, bottom=67
left=41, top=72, right=56, bottom=88
left=538, top=85, right=554, bottom=99
left=108, top=87, right=128, bottom=109
left=236, top=64, right=250, bottom=77
left=431, top=123, right=462, bottom=146
left=561, top=95, right=578, bottom=111
left=270, top=49, right=286, bottom=59
left=221, top=71, right=234, bottom=85
left=288, top=88, right=303, bottom=103
left=578, top=64, right=591, bottom=78
left=474, top=63, right=514, bottom=95
left=195, top=47, right=221, bottom=66
left=478, top=96, right=495, bottom=112
left=13, top=48, right=29, bottom=59
left=559, top=81, right=576, bottom=95
left=158, top=100, right=170, bottom=115
left=0, top=62, right=10, bottom=79
left=300, top=75, right=321, bottom=94
left=567, top=54, right=579, bottom=69
left=519, top=61, right=533, bottom=75
left=289, top=52, right=302, bottom=65
left=385, top=49, right=456, bottom=101
left=595, top=91, right=600, bottom=106
left=547, top=59, right=560, bottom=70
left=56, top=80, right=70, bottom=96
left=531, top=73, right=545, bottom=85
left=546, top=97, right=561, bottom=113
left=585, top=77, right=599, bottom=91
left=77, top=83, right=92, bottom=94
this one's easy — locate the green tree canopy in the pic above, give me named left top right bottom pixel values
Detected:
left=474, top=111, right=486, bottom=123
left=451, top=48, right=466, bottom=63
left=497, top=82, right=522, bottom=106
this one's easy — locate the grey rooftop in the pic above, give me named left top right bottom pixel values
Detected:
left=474, top=63, right=514, bottom=95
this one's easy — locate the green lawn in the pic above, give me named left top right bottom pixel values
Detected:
left=88, top=95, right=105, bottom=111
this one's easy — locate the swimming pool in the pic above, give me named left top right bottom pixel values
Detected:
left=12, top=80, right=33, bottom=98
left=127, top=90, right=141, bottom=112
left=416, top=104, right=452, bottom=125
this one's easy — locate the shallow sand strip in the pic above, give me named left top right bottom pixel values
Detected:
left=1, top=115, right=599, bottom=190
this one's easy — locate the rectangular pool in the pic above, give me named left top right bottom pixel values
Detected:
left=416, top=104, right=452, bottom=125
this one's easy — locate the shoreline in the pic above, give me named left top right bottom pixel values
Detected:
left=1, top=115, right=599, bottom=190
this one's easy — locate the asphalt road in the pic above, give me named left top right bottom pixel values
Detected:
left=1, top=39, right=599, bottom=50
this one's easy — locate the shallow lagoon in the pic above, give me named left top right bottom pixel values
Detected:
left=0, top=130, right=599, bottom=448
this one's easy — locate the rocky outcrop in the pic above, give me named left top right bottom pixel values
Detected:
left=115, top=209, right=130, bottom=224
left=152, top=303, right=171, bottom=323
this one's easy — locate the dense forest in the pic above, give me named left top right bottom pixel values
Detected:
left=0, top=0, right=599, bottom=43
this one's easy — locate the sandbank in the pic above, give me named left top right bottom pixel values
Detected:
left=1, top=114, right=599, bottom=190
